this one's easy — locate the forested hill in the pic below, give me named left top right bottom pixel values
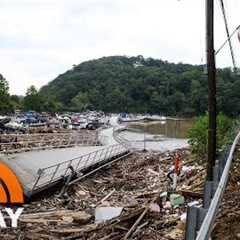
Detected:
left=40, top=56, right=240, bottom=116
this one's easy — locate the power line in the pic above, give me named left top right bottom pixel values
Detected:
left=216, top=25, right=240, bottom=55
left=218, top=0, right=237, bottom=71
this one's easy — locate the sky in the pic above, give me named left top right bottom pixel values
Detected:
left=0, top=0, right=239, bottom=95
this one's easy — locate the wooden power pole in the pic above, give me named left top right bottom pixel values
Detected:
left=206, top=0, right=216, bottom=181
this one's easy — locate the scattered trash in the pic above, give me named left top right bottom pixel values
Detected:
left=0, top=150, right=205, bottom=240
left=95, top=207, right=123, bottom=223
left=0, top=111, right=109, bottom=134
left=187, top=200, right=200, bottom=207
left=149, top=203, right=161, bottom=213
left=180, top=212, right=187, bottom=222
left=164, top=201, right=172, bottom=209
left=160, top=191, right=168, bottom=203
left=170, top=194, right=185, bottom=207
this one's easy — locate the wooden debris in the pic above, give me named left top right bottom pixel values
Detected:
left=100, top=189, right=116, bottom=204
left=180, top=189, right=203, bottom=198
left=20, top=210, right=92, bottom=224
left=0, top=150, right=204, bottom=240
left=124, top=193, right=160, bottom=239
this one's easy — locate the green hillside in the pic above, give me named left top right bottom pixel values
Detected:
left=39, top=55, right=240, bottom=116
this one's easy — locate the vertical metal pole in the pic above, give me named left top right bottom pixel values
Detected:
left=143, top=124, right=146, bottom=151
left=50, top=164, right=60, bottom=183
left=206, top=0, right=216, bottom=181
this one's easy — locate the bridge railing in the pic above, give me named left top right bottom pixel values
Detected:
left=185, top=129, right=240, bottom=240
left=29, top=144, right=128, bottom=194
left=113, top=126, right=135, bottom=150
left=0, top=133, right=100, bottom=153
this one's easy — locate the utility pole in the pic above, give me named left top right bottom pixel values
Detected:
left=206, top=0, right=216, bottom=181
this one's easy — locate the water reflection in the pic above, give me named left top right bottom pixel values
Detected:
left=127, top=118, right=193, bottom=139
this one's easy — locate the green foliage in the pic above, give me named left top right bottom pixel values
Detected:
left=0, top=74, right=14, bottom=113
left=10, top=95, right=23, bottom=110
left=188, top=113, right=234, bottom=157
left=23, top=85, right=44, bottom=112
left=1, top=56, right=240, bottom=115
left=42, top=97, right=62, bottom=113
left=71, top=92, right=90, bottom=111
left=23, top=85, right=62, bottom=112
left=39, top=56, right=240, bottom=116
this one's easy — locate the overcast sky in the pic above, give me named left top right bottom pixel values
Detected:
left=0, top=0, right=239, bottom=95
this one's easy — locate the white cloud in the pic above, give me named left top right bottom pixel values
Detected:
left=0, top=0, right=239, bottom=95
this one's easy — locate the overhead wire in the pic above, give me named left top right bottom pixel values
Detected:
left=218, top=0, right=237, bottom=71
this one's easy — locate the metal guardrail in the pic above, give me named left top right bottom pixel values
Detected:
left=185, top=130, right=240, bottom=240
left=0, top=133, right=100, bottom=153
left=113, top=126, right=136, bottom=150
left=29, top=144, right=128, bottom=195
left=113, top=126, right=153, bottom=151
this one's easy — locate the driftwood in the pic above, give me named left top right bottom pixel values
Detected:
left=123, top=193, right=160, bottom=239
left=20, top=210, right=92, bottom=224
left=180, top=189, right=203, bottom=198
left=51, top=223, right=98, bottom=235
left=100, top=189, right=116, bottom=204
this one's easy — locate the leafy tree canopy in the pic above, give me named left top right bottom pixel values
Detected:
left=39, top=56, right=240, bottom=116
left=0, top=74, right=14, bottom=113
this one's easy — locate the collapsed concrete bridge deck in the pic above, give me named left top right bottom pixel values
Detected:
left=0, top=143, right=128, bottom=197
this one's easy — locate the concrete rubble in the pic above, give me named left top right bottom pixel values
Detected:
left=0, top=149, right=206, bottom=240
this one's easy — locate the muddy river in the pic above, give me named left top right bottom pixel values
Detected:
left=119, top=118, right=193, bottom=151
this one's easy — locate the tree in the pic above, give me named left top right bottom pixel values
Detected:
left=0, top=74, right=14, bottom=113
left=38, top=56, right=240, bottom=116
left=70, top=92, right=90, bottom=111
left=23, top=85, right=43, bottom=112
left=188, top=113, right=233, bottom=158
left=10, top=95, right=23, bottom=110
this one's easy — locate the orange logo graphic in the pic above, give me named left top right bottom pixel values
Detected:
left=0, top=162, right=24, bottom=204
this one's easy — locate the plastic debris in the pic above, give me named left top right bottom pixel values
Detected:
left=149, top=203, right=161, bottom=213
left=95, top=207, right=123, bottom=223
left=170, top=194, right=185, bottom=207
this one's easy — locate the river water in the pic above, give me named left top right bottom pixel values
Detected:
left=119, top=118, right=193, bottom=152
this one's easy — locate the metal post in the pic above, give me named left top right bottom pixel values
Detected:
left=31, top=168, right=44, bottom=194
left=206, top=0, right=216, bottom=181
left=75, top=156, right=83, bottom=171
left=63, top=160, right=73, bottom=176
left=143, top=123, right=146, bottom=151
left=83, top=152, right=92, bottom=168
left=49, top=164, right=60, bottom=183
left=103, top=148, right=110, bottom=160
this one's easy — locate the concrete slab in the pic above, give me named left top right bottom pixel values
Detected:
left=0, top=146, right=106, bottom=193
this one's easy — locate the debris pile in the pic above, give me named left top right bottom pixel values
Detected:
left=0, top=131, right=99, bottom=153
left=0, top=110, right=109, bottom=134
left=0, top=150, right=205, bottom=240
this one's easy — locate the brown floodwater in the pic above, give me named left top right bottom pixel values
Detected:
left=127, top=118, right=193, bottom=139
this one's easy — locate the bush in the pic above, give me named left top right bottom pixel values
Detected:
left=188, top=113, right=234, bottom=158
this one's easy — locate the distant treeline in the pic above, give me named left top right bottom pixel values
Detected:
left=1, top=56, right=240, bottom=116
